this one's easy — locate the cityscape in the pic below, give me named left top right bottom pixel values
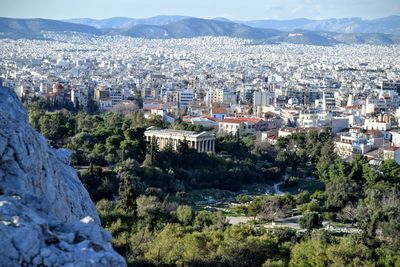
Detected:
left=0, top=1, right=400, bottom=266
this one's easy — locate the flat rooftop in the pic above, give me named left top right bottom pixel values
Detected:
left=145, top=127, right=215, bottom=138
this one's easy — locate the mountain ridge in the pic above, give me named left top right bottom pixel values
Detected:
left=0, top=16, right=399, bottom=46
left=62, top=15, right=400, bottom=34
left=240, top=15, right=400, bottom=35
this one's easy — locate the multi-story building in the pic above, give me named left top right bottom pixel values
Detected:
left=364, top=118, right=392, bottom=131
left=390, top=130, right=400, bottom=146
left=178, top=90, right=193, bottom=107
left=381, top=80, right=400, bottom=94
left=383, top=146, right=400, bottom=164
left=218, top=117, right=267, bottom=136
left=253, top=90, right=274, bottom=114
left=206, top=88, right=237, bottom=105
left=71, top=88, right=88, bottom=109
left=334, top=130, right=384, bottom=158
left=322, top=91, right=336, bottom=111
left=109, top=89, right=123, bottom=106
left=99, top=98, right=113, bottom=110
left=363, top=90, right=399, bottom=114
left=95, top=87, right=109, bottom=102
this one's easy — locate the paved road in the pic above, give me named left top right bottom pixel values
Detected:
left=273, top=182, right=284, bottom=195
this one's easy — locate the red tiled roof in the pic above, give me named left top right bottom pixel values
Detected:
left=211, top=108, right=227, bottom=114
left=365, top=129, right=383, bottom=135
left=202, top=115, right=219, bottom=122
left=345, top=105, right=360, bottom=109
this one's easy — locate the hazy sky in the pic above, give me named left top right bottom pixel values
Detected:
left=1, top=0, right=399, bottom=20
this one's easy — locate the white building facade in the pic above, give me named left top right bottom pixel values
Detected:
left=144, top=127, right=215, bottom=153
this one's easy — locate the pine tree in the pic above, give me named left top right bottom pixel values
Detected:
left=177, top=137, right=190, bottom=154
left=144, top=136, right=159, bottom=166
left=118, top=172, right=136, bottom=213
left=116, top=159, right=141, bottom=213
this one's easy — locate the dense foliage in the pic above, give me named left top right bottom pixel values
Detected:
left=26, top=103, right=400, bottom=266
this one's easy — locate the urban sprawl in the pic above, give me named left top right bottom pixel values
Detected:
left=1, top=33, right=400, bottom=164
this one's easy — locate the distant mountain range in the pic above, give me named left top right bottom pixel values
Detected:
left=64, top=15, right=400, bottom=35
left=65, top=15, right=191, bottom=29
left=0, top=16, right=400, bottom=46
left=239, top=16, right=400, bottom=35
left=0, top=17, right=101, bottom=39
left=106, top=18, right=282, bottom=39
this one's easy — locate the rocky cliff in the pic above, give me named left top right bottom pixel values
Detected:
left=0, top=88, right=126, bottom=266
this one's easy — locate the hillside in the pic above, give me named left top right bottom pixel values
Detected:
left=0, top=17, right=100, bottom=39
left=0, top=17, right=399, bottom=45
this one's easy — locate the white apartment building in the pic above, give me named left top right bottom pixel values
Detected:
left=253, top=90, right=274, bottom=114
left=206, top=88, right=237, bottom=105
left=364, top=119, right=392, bottom=131
left=334, top=131, right=384, bottom=158
left=218, top=117, right=268, bottom=136
left=71, top=88, right=88, bottom=109
left=391, top=130, right=400, bottom=146
left=99, top=99, right=113, bottom=110
left=322, top=91, right=336, bottom=111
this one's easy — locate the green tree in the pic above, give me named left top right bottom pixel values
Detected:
left=118, top=172, right=137, bottom=213
left=120, top=139, right=140, bottom=160
left=144, top=224, right=185, bottom=265
left=275, top=150, right=289, bottom=173
left=177, top=137, right=191, bottom=154
left=257, top=195, right=293, bottom=222
left=380, top=160, right=400, bottom=184
left=289, top=231, right=331, bottom=266
left=136, top=195, right=162, bottom=222
left=116, top=159, right=142, bottom=212
left=299, top=211, right=323, bottom=231
left=144, top=136, right=159, bottom=166
left=236, top=194, right=250, bottom=204
left=79, top=164, right=116, bottom=201
left=325, top=176, right=360, bottom=210
left=176, top=205, right=195, bottom=226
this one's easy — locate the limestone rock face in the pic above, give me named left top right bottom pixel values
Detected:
left=0, top=88, right=126, bottom=266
